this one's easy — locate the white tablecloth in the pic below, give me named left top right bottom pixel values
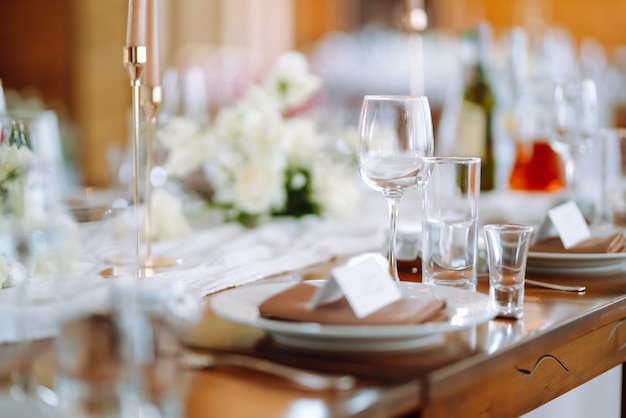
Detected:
left=0, top=188, right=558, bottom=343
left=0, top=195, right=387, bottom=343
left=78, top=211, right=387, bottom=297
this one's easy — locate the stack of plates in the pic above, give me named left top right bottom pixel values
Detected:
left=211, top=281, right=498, bottom=352
left=526, top=252, right=626, bottom=277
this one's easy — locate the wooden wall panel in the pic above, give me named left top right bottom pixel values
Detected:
left=432, top=0, right=626, bottom=56
left=1, top=0, right=626, bottom=187
left=67, top=0, right=129, bottom=187
left=0, top=0, right=67, bottom=102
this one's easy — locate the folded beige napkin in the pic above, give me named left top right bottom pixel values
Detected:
left=529, top=232, right=626, bottom=254
left=258, top=282, right=447, bottom=326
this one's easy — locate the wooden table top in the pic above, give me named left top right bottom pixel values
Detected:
left=0, top=265, right=625, bottom=418
left=182, top=267, right=626, bottom=418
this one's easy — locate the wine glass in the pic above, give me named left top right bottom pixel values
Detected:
left=0, top=110, right=73, bottom=404
left=357, top=95, right=434, bottom=281
left=551, top=79, right=598, bottom=197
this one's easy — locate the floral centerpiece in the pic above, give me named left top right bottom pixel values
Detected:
left=0, top=125, right=32, bottom=224
left=159, top=51, right=362, bottom=226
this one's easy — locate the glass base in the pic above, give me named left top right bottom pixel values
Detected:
left=496, top=309, right=524, bottom=320
left=422, top=276, right=477, bottom=291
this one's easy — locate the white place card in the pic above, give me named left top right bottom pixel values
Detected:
left=307, top=276, right=344, bottom=310
left=308, top=253, right=401, bottom=318
left=547, top=201, right=591, bottom=249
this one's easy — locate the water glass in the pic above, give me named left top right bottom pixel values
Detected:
left=551, top=78, right=598, bottom=197
left=598, top=128, right=626, bottom=227
left=0, top=110, right=72, bottom=401
left=421, top=157, right=480, bottom=289
left=53, top=281, right=198, bottom=418
left=483, top=224, right=534, bottom=319
left=54, top=310, right=122, bottom=417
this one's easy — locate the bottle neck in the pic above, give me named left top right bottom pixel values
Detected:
left=476, top=23, right=491, bottom=69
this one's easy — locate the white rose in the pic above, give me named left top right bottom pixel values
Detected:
left=30, top=214, right=80, bottom=282
left=159, top=117, right=203, bottom=150
left=149, top=189, right=191, bottom=241
left=213, top=106, right=245, bottom=143
left=0, top=142, right=32, bottom=183
left=239, top=108, right=283, bottom=151
left=214, top=104, right=287, bottom=173
left=231, top=164, right=285, bottom=215
left=281, top=117, right=327, bottom=166
left=163, top=131, right=212, bottom=179
left=312, top=161, right=361, bottom=219
left=264, top=51, right=321, bottom=110
left=240, top=85, right=281, bottom=113
left=237, top=93, right=286, bottom=153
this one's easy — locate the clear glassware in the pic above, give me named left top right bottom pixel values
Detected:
left=551, top=79, right=598, bottom=197
left=0, top=110, right=72, bottom=403
left=357, top=95, right=434, bottom=281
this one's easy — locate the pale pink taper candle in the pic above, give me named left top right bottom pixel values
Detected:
left=144, top=0, right=160, bottom=86
left=126, top=0, right=147, bottom=47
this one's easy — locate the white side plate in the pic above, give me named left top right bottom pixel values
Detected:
left=526, top=252, right=626, bottom=277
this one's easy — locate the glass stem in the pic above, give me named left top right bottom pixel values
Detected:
left=11, top=272, right=31, bottom=402
left=387, top=197, right=401, bottom=282
left=598, top=137, right=612, bottom=225
left=565, top=158, right=577, bottom=196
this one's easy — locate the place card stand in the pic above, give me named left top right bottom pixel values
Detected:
left=534, top=200, right=591, bottom=248
left=310, top=253, right=401, bottom=318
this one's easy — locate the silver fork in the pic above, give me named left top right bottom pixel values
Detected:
left=183, top=351, right=356, bottom=391
left=525, top=279, right=586, bottom=293
left=478, top=273, right=586, bottom=293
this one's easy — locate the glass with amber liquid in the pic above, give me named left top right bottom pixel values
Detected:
left=506, top=76, right=566, bottom=193
left=499, top=29, right=566, bottom=193
left=509, top=139, right=565, bottom=192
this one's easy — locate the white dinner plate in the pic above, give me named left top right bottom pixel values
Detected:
left=210, top=281, right=498, bottom=352
left=526, top=251, right=626, bottom=277
left=64, top=186, right=129, bottom=222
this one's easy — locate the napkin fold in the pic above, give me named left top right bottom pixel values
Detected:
left=529, top=232, right=626, bottom=254
left=258, top=282, right=447, bottom=325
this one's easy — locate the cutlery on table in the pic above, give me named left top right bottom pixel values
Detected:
left=525, top=279, right=586, bottom=293
left=183, top=351, right=356, bottom=391
left=478, top=272, right=586, bottom=293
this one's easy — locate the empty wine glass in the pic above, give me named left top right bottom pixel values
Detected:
left=0, top=110, right=74, bottom=404
left=357, top=95, right=434, bottom=281
left=551, top=79, right=598, bottom=197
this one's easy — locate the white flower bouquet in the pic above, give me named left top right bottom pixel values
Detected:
left=0, top=124, right=33, bottom=224
left=159, top=51, right=361, bottom=226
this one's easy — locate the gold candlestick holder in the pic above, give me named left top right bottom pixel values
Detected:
left=123, top=45, right=146, bottom=278
left=140, top=85, right=182, bottom=270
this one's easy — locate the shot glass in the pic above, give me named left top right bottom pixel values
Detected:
left=421, top=157, right=480, bottom=290
left=483, top=224, right=534, bottom=319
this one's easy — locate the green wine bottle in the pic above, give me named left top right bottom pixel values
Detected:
left=457, top=23, right=496, bottom=191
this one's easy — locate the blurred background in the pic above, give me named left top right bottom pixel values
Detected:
left=1, top=0, right=625, bottom=188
